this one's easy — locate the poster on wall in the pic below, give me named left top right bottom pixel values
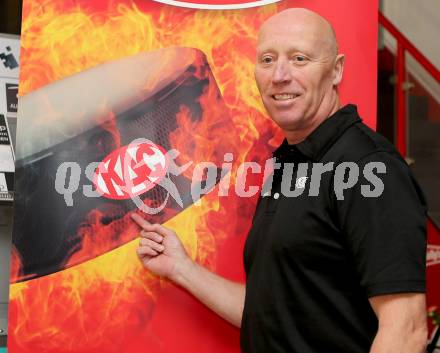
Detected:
left=9, top=1, right=378, bottom=352
left=0, top=114, right=14, bottom=201
left=0, top=79, right=18, bottom=152
left=5, top=83, right=18, bottom=114
left=0, top=34, right=19, bottom=202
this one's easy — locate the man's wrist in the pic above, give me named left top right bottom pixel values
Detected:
left=172, top=256, right=196, bottom=288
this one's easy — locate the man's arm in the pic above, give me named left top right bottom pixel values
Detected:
left=131, top=213, right=245, bottom=328
left=369, top=293, right=427, bottom=353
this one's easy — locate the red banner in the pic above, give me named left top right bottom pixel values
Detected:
left=10, top=1, right=378, bottom=352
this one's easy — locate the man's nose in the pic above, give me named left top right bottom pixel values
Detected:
left=272, top=59, right=292, bottom=84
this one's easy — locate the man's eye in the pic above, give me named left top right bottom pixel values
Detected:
left=293, top=55, right=308, bottom=63
left=261, top=56, right=273, bottom=64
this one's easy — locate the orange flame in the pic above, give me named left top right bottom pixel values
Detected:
left=9, top=248, right=25, bottom=284
left=169, top=66, right=238, bottom=179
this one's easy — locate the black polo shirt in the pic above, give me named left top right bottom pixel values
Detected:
left=241, top=104, right=427, bottom=353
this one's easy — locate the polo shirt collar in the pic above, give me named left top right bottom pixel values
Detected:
left=273, top=104, right=361, bottom=161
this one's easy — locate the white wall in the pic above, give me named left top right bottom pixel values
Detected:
left=0, top=206, right=12, bottom=335
left=383, top=0, right=440, bottom=68
left=382, top=0, right=440, bottom=102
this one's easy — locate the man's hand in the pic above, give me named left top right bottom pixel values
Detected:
left=131, top=213, right=245, bottom=328
left=132, top=213, right=190, bottom=281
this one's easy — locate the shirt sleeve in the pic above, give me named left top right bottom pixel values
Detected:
left=334, top=151, right=427, bottom=298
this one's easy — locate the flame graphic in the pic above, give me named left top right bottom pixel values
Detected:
left=11, top=1, right=287, bottom=352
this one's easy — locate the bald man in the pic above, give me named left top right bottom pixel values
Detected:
left=132, top=8, right=428, bottom=353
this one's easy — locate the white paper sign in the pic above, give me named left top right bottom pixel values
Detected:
left=0, top=34, right=20, bottom=80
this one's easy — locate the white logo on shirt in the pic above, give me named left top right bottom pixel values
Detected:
left=295, top=176, right=308, bottom=189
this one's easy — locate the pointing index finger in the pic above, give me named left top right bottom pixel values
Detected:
left=131, top=213, right=172, bottom=237
left=131, top=213, right=153, bottom=230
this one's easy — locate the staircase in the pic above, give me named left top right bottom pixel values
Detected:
left=378, top=12, right=440, bottom=228
left=378, top=11, right=440, bottom=352
left=409, top=93, right=440, bottom=227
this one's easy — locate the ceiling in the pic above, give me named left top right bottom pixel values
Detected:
left=0, top=0, right=23, bottom=35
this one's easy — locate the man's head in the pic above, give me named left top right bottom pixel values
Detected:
left=255, top=8, right=345, bottom=143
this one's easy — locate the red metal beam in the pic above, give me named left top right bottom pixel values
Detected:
left=379, top=12, right=440, bottom=83
left=396, top=43, right=407, bottom=156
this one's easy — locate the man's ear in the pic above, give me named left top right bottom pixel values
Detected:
left=333, top=54, right=345, bottom=86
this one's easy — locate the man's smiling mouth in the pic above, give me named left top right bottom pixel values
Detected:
left=272, top=93, right=299, bottom=101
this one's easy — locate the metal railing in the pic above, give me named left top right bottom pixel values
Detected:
left=378, top=12, right=440, bottom=157
left=379, top=12, right=440, bottom=353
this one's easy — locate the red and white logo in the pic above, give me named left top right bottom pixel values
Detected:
left=427, top=244, right=440, bottom=267
left=93, top=139, right=168, bottom=200
left=152, top=0, right=281, bottom=10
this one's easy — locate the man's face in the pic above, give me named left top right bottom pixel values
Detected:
left=255, top=15, right=339, bottom=133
